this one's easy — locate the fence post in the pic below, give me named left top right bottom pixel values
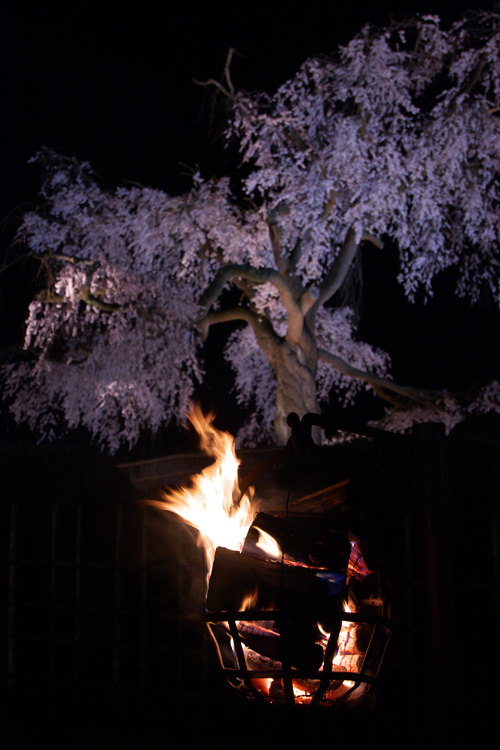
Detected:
left=411, top=422, right=455, bottom=741
left=8, top=504, right=17, bottom=692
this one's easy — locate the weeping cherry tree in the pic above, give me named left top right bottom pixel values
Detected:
left=2, top=11, right=500, bottom=452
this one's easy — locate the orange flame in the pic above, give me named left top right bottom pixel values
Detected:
left=240, top=585, right=259, bottom=611
left=149, top=406, right=258, bottom=577
left=253, top=526, right=281, bottom=560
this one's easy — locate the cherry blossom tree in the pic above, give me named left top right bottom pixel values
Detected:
left=2, top=11, right=500, bottom=452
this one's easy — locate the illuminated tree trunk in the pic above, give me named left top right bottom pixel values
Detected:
left=272, top=338, right=319, bottom=444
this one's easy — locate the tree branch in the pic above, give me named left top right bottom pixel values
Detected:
left=37, top=253, right=121, bottom=313
left=317, top=347, right=443, bottom=407
left=80, top=286, right=121, bottom=313
left=315, top=228, right=384, bottom=310
left=197, top=307, right=280, bottom=364
left=299, top=285, right=320, bottom=315
left=199, top=264, right=300, bottom=318
left=288, top=236, right=304, bottom=274
left=267, top=206, right=291, bottom=277
left=193, top=48, right=236, bottom=99
left=40, top=250, right=96, bottom=268
left=81, top=262, right=121, bottom=313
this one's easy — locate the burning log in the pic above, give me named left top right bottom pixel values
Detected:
left=244, top=512, right=352, bottom=571
left=206, top=544, right=347, bottom=674
left=206, top=546, right=344, bottom=616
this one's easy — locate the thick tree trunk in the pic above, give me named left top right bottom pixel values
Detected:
left=273, top=340, right=319, bottom=444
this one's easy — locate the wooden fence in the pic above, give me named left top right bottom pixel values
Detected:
left=1, top=429, right=499, bottom=744
left=117, top=446, right=278, bottom=494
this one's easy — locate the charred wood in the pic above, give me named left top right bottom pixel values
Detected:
left=239, top=632, right=324, bottom=672
left=244, top=513, right=352, bottom=571
left=206, top=547, right=337, bottom=614
left=285, top=479, right=350, bottom=514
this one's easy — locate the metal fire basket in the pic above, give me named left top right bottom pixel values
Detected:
left=204, top=412, right=393, bottom=709
left=205, top=598, right=392, bottom=708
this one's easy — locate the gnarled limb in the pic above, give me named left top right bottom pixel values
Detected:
left=199, top=264, right=299, bottom=316
left=198, top=264, right=307, bottom=343
left=197, top=306, right=280, bottom=358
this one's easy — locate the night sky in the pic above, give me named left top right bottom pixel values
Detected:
left=1, top=0, right=499, bottom=442
left=2, top=1, right=485, bottom=210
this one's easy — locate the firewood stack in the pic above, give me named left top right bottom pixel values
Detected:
left=205, top=480, right=392, bottom=707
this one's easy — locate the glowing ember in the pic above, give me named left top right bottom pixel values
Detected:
left=250, top=677, right=272, bottom=696
left=146, top=406, right=257, bottom=577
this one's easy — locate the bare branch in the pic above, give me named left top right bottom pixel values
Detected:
left=224, top=47, right=236, bottom=96
left=361, top=231, right=384, bottom=250
left=193, top=77, right=233, bottom=98
left=193, top=48, right=236, bottom=99
left=198, top=307, right=261, bottom=339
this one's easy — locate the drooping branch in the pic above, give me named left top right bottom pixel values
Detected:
left=197, top=307, right=259, bottom=341
left=197, top=307, right=281, bottom=363
left=44, top=254, right=121, bottom=314
left=318, top=347, right=444, bottom=407
left=80, top=285, right=121, bottom=313
left=40, top=284, right=121, bottom=313
left=316, top=228, right=384, bottom=310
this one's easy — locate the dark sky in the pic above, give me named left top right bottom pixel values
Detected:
left=1, top=0, right=484, bottom=213
left=1, top=0, right=499, bottom=433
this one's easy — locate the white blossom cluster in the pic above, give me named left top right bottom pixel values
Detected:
left=2, top=12, right=500, bottom=451
left=230, top=14, right=500, bottom=302
left=3, top=151, right=274, bottom=450
left=370, top=396, right=465, bottom=437
left=224, top=326, right=277, bottom=447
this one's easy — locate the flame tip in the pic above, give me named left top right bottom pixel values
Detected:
left=155, top=407, right=258, bottom=586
